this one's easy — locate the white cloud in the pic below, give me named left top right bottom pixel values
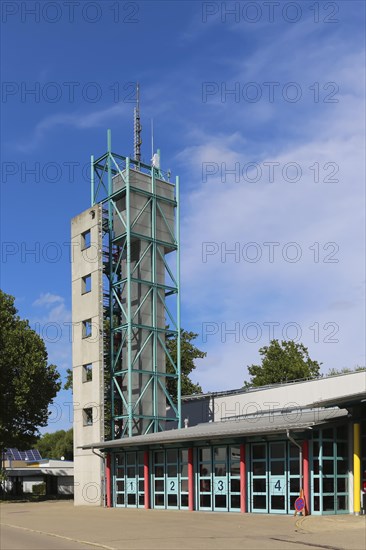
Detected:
left=176, top=30, right=365, bottom=391
left=33, top=292, right=64, bottom=307
left=17, top=102, right=129, bottom=152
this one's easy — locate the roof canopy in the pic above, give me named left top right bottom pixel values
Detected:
left=82, top=408, right=348, bottom=451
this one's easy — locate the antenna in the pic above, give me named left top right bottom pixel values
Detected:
left=151, top=118, right=154, bottom=160
left=134, top=82, right=142, bottom=163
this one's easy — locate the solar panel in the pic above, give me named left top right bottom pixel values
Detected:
left=33, top=450, right=42, bottom=460
left=3, top=448, right=42, bottom=461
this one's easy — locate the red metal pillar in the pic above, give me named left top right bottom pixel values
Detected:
left=240, top=444, right=246, bottom=513
left=106, top=453, right=111, bottom=508
left=144, top=450, right=150, bottom=509
left=188, top=448, right=194, bottom=511
left=302, top=440, right=310, bottom=515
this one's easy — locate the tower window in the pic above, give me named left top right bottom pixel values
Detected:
left=82, top=274, right=91, bottom=294
left=82, top=319, right=92, bottom=338
left=83, top=363, right=93, bottom=382
left=83, top=407, right=93, bottom=426
left=81, top=229, right=91, bottom=250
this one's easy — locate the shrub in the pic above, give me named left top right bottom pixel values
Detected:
left=32, top=482, right=46, bottom=496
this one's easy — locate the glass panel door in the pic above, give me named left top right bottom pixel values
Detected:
left=179, top=449, right=189, bottom=509
left=166, top=449, right=179, bottom=509
left=126, top=451, right=138, bottom=507
left=269, top=442, right=287, bottom=514
left=153, top=450, right=165, bottom=508
left=197, top=447, right=212, bottom=510
left=251, top=443, right=268, bottom=512
left=288, top=442, right=300, bottom=512
left=213, top=446, right=228, bottom=511
left=115, top=452, right=125, bottom=507
left=311, top=426, right=349, bottom=514
left=229, top=446, right=241, bottom=512
left=114, top=451, right=143, bottom=508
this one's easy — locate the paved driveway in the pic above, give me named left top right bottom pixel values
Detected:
left=1, top=501, right=365, bottom=550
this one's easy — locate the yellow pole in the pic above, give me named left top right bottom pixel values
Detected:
left=353, top=423, right=361, bottom=515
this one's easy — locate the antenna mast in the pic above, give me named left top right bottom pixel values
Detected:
left=134, top=82, right=142, bottom=163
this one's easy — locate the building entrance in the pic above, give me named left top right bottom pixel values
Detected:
left=197, top=446, right=241, bottom=512
left=250, top=441, right=300, bottom=514
left=114, top=451, right=144, bottom=508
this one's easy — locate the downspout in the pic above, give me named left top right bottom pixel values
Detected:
left=92, top=447, right=106, bottom=507
left=286, top=430, right=303, bottom=494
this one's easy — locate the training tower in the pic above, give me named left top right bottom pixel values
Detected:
left=72, top=122, right=181, bottom=504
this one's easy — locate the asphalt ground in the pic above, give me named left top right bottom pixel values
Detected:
left=1, top=501, right=365, bottom=550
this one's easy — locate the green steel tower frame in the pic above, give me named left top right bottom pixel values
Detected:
left=91, top=130, right=181, bottom=438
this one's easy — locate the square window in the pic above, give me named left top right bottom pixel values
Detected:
left=82, top=363, right=92, bottom=382
left=290, top=478, right=299, bottom=493
left=252, top=444, right=266, bottom=460
left=83, top=407, right=93, bottom=426
left=154, top=451, right=164, bottom=464
left=82, top=274, right=91, bottom=294
left=81, top=230, right=91, bottom=250
left=82, top=319, right=92, bottom=338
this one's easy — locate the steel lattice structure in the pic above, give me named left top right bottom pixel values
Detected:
left=91, top=130, right=181, bottom=438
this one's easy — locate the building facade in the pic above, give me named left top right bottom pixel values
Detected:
left=82, top=373, right=365, bottom=515
left=72, top=131, right=365, bottom=514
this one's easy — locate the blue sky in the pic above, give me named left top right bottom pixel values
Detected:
left=1, top=1, right=365, bottom=433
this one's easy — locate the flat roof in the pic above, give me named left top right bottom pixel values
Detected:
left=182, top=371, right=366, bottom=401
left=81, top=408, right=347, bottom=451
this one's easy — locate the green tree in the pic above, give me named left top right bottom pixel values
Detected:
left=166, top=329, right=205, bottom=399
left=326, top=365, right=365, bottom=376
left=244, top=340, right=321, bottom=388
left=0, top=290, right=61, bottom=451
left=36, top=429, right=73, bottom=460
left=64, top=368, right=72, bottom=391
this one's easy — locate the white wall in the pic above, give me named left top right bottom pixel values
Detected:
left=72, top=205, right=104, bottom=505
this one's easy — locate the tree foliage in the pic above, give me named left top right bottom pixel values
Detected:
left=0, top=290, right=61, bottom=451
left=64, top=368, right=72, bottom=391
left=326, top=365, right=365, bottom=376
left=36, top=429, right=73, bottom=460
left=244, top=340, right=321, bottom=388
left=166, top=329, right=205, bottom=399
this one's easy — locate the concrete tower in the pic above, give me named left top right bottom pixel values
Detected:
left=72, top=129, right=180, bottom=505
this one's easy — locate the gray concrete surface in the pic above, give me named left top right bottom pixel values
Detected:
left=1, top=501, right=365, bottom=550
left=1, top=525, right=94, bottom=550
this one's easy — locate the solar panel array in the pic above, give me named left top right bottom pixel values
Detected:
left=3, top=448, right=42, bottom=461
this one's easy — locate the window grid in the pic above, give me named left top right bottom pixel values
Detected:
left=311, top=425, right=348, bottom=514
left=114, top=451, right=144, bottom=508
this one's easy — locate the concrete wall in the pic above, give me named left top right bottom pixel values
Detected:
left=72, top=205, right=104, bottom=505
